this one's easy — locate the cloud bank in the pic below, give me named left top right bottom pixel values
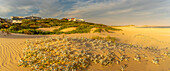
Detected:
left=0, top=0, right=170, bottom=25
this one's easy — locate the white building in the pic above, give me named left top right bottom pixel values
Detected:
left=68, top=18, right=85, bottom=22
left=11, top=16, right=24, bottom=23
left=25, top=16, right=41, bottom=20
left=12, top=20, right=22, bottom=23
left=10, top=16, right=41, bottom=23
left=76, top=19, right=85, bottom=22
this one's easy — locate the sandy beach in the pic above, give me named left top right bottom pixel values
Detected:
left=112, top=26, right=170, bottom=48
left=0, top=26, right=170, bottom=71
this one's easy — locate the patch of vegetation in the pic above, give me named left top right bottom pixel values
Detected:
left=91, top=36, right=116, bottom=42
left=93, top=28, right=103, bottom=33
left=91, top=36, right=105, bottom=40
left=65, top=24, right=94, bottom=34
left=0, top=18, right=121, bottom=35
left=93, top=27, right=121, bottom=33
left=105, top=27, right=121, bottom=31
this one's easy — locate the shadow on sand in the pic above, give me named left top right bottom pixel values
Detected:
left=0, top=32, right=50, bottom=39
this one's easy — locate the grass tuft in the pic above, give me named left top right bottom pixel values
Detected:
left=91, top=35, right=116, bottom=42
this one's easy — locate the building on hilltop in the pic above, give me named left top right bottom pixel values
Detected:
left=76, top=19, right=85, bottom=22
left=0, top=18, right=5, bottom=23
left=0, top=18, right=11, bottom=24
left=67, top=18, right=85, bottom=22
left=11, top=16, right=24, bottom=23
left=11, top=16, right=41, bottom=23
left=25, top=16, right=41, bottom=20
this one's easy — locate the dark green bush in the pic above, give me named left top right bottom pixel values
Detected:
left=64, top=24, right=93, bottom=34
left=18, top=29, right=44, bottom=35
left=93, top=28, right=102, bottom=33
left=8, top=26, right=18, bottom=31
left=18, top=29, right=34, bottom=34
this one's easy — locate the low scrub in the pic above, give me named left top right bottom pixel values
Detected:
left=91, top=36, right=116, bottom=42
left=93, top=28, right=103, bottom=33
left=0, top=18, right=121, bottom=35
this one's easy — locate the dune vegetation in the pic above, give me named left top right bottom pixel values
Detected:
left=18, top=36, right=170, bottom=71
left=0, top=18, right=121, bottom=35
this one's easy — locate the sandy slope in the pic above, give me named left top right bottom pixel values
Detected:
left=37, top=26, right=61, bottom=32
left=111, top=26, right=170, bottom=48
left=0, top=32, right=47, bottom=71
left=0, top=38, right=30, bottom=71
left=0, top=26, right=170, bottom=71
left=90, top=28, right=97, bottom=33
left=60, top=27, right=77, bottom=32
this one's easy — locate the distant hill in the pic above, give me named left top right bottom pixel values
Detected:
left=0, top=18, right=11, bottom=24
left=0, top=18, right=121, bottom=35
left=0, top=18, right=6, bottom=23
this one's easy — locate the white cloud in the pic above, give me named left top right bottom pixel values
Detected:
left=106, top=8, right=133, bottom=15
left=0, top=6, right=11, bottom=14
left=60, top=0, right=170, bottom=25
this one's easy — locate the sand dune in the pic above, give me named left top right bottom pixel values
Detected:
left=111, top=26, right=170, bottom=48
left=0, top=26, right=170, bottom=71
left=38, top=26, right=61, bottom=32
left=90, top=28, right=97, bottom=33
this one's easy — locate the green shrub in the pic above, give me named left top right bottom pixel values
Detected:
left=104, top=28, right=109, bottom=32
left=91, top=36, right=104, bottom=40
left=93, top=28, right=102, bottom=33
left=8, top=26, right=18, bottom=31
left=49, top=22, right=56, bottom=26
left=18, top=29, right=44, bottom=35
left=18, top=29, right=34, bottom=34
left=20, top=24, right=30, bottom=29
left=29, top=25, right=39, bottom=29
left=10, top=30, right=19, bottom=33
left=105, top=36, right=116, bottom=42
left=53, top=28, right=59, bottom=32
left=0, top=23, right=10, bottom=29
left=0, top=23, right=2, bottom=28
left=91, top=36, right=116, bottom=42
left=0, top=29, right=6, bottom=32
left=64, top=25, right=93, bottom=34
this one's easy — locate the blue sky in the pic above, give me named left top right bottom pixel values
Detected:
left=0, top=0, right=170, bottom=26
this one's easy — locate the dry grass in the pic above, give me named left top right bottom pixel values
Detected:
left=91, top=36, right=116, bottom=42
left=60, top=27, right=77, bottom=32
left=37, top=26, right=61, bottom=32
